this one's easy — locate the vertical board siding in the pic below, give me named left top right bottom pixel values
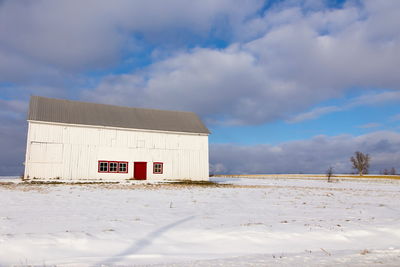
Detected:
left=25, top=122, right=209, bottom=180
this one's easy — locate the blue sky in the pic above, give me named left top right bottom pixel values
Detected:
left=1, top=0, right=400, bottom=175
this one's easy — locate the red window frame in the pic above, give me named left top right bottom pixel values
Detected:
left=98, top=161, right=109, bottom=173
left=118, top=162, right=128, bottom=173
left=98, top=161, right=129, bottom=173
left=153, top=162, right=163, bottom=174
left=109, top=161, right=119, bottom=173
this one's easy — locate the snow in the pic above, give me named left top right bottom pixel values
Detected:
left=1, top=177, right=400, bottom=266
left=0, top=176, right=19, bottom=182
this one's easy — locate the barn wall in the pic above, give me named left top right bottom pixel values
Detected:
left=24, top=121, right=209, bottom=181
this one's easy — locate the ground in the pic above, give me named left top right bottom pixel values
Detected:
left=0, top=176, right=399, bottom=266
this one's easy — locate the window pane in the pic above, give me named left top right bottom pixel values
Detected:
left=110, top=162, right=118, bottom=172
left=154, top=163, right=163, bottom=174
left=119, top=162, right=127, bottom=172
left=99, top=162, right=108, bottom=172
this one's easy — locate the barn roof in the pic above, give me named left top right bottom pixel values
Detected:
left=28, top=96, right=210, bottom=134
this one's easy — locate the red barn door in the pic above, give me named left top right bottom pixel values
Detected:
left=134, top=162, right=147, bottom=180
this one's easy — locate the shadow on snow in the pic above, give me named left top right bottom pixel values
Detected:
left=95, top=215, right=195, bottom=266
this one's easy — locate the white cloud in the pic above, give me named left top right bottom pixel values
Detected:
left=83, top=0, right=400, bottom=125
left=348, top=91, right=400, bottom=107
left=0, top=0, right=262, bottom=82
left=210, top=131, right=400, bottom=174
left=357, top=122, right=381, bottom=129
left=286, top=106, right=342, bottom=123
left=287, top=90, right=400, bottom=123
left=0, top=49, right=65, bottom=84
left=0, top=100, right=27, bottom=175
left=390, top=114, right=400, bottom=122
left=83, top=47, right=306, bottom=125
left=0, top=99, right=27, bottom=117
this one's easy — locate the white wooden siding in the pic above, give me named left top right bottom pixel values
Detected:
left=24, top=121, right=209, bottom=180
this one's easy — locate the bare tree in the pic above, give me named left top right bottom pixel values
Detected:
left=326, top=167, right=334, bottom=182
left=390, top=167, right=397, bottom=175
left=350, top=151, right=370, bottom=176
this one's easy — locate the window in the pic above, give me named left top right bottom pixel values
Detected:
left=99, top=161, right=109, bottom=172
left=153, top=162, right=163, bottom=174
left=98, top=161, right=129, bottom=173
left=109, top=162, right=118, bottom=172
left=119, top=162, right=128, bottom=173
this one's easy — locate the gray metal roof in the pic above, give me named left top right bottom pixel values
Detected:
left=28, top=96, right=210, bottom=134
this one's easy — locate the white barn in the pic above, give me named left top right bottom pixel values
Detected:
left=24, top=96, right=210, bottom=181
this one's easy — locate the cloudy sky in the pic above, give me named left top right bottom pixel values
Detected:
left=1, top=0, right=400, bottom=175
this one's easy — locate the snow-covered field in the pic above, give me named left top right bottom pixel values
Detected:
left=1, top=177, right=400, bottom=266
